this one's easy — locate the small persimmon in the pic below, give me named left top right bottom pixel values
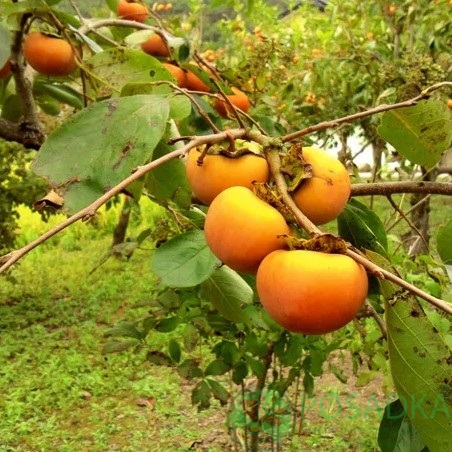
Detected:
left=186, top=144, right=269, bottom=205
left=292, top=147, right=351, bottom=225
left=204, top=186, right=290, bottom=274
left=163, top=63, right=187, bottom=87
left=0, top=59, right=11, bottom=78
left=141, top=33, right=170, bottom=57
left=214, top=87, right=251, bottom=117
left=23, top=32, right=77, bottom=77
left=117, top=0, right=149, bottom=22
left=256, top=250, right=368, bottom=335
left=447, top=99, right=452, bottom=109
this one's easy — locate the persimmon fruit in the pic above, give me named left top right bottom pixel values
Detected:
left=141, top=33, right=170, bottom=57
left=214, top=87, right=251, bottom=117
left=186, top=144, right=269, bottom=205
left=257, top=250, right=368, bottom=335
left=185, top=70, right=211, bottom=92
left=117, top=0, right=149, bottom=22
left=0, top=59, right=11, bottom=78
left=447, top=99, right=452, bottom=110
left=23, top=32, right=77, bottom=76
left=204, top=186, right=290, bottom=274
left=293, top=147, right=351, bottom=225
left=163, top=63, right=187, bottom=87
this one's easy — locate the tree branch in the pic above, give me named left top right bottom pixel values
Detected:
left=351, top=181, right=452, bottom=196
left=2, top=14, right=46, bottom=149
left=281, top=81, right=452, bottom=142
left=0, top=129, right=247, bottom=274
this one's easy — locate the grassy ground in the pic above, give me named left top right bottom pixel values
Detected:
left=1, top=194, right=450, bottom=451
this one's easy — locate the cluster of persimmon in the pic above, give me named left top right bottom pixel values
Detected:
left=186, top=142, right=369, bottom=335
left=139, top=31, right=250, bottom=117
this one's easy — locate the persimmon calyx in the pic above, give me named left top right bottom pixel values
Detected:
left=286, top=234, right=348, bottom=253
left=280, top=143, right=313, bottom=193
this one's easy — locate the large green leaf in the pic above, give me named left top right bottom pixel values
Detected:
left=378, top=399, right=427, bottom=452
left=32, top=95, right=169, bottom=212
left=85, top=48, right=174, bottom=99
left=145, top=140, right=191, bottom=210
left=201, top=266, right=253, bottom=324
left=338, top=198, right=388, bottom=256
left=377, top=99, right=452, bottom=167
left=151, top=230, right=220, bottom=287
left=371, top=252, right=452, bottom=452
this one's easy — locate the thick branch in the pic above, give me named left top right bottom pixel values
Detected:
left=0, top=118, right=41, bottom=150
left=6, top=15, right=46, bottom=148
left=281, top=82, right=452, bottom=142
left=351, top=181, right=452, bottom=197
left=0, top=129, right=246, bottom=274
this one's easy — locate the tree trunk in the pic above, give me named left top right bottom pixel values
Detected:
left=111, top=196, right=132, bottom=247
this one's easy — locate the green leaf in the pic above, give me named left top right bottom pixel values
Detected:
left=32, top=95, right=169, bottom=213
left=378, top=399, right=427, bottom=452
left=182, top=324, right=198, bottom=352
left=177, top=359, right=203, bottom=380
left=204, top=359, right=231, bottom=376
left=86, top=48, right=175, bottom=99
left=155, top=316, right=180, bottom=333
left=377, top=99, right=452, bottom=167
left=36, top=95, right=61, bottom=116
left=372, top=251, right=452, bottom=452
left=0, top=22, right=11, bottom=67
left=102, top=340, right=136, bottom=354
left=437, top=219, right=452, bottom=265
left=232, top=361, right=249, bottom=385
left=192, top=380, right=211, bottom=410
left=34, top=79, right=84, bottom=110
left=151, top=230, right=220, bottom=288
left=200, top=266, right=252, bottom=324
left=338, top=198, right=388, bottom=256
left=1, top=94, right=22, bottom=122
left=145, top=140, right=191, bottom=209
left=207, top=379, right=229, bottom=405
left=168, top=339, right=181, bottom=363
left=105, top=321, right=142, bottom=340
left=246, top=356, right=266, bottom=379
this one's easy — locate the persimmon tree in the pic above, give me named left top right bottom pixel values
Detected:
left=1, top=1, right=452, bottom=451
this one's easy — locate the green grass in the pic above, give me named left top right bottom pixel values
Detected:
left=1, top=194, right=449, bottom=451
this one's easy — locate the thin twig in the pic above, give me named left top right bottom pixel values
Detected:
left=0, top=129, right=247, bottom=274
left=365, top=301, right=387, bottom=339
left=386, top=195, right=429, bottom=250
left=281, top=82, right=452, bottom=142
left=387, top=194, right=432, bottom=232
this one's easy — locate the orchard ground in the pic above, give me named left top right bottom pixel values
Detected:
left=0, top=195, right=450, bottom=451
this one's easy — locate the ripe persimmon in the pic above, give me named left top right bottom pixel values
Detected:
left=163, top=63, right=187, bottom=87
left=117, top=0, right=149, bottom=22
left=185, top=70, right=211, bottom=92
left=214, top=87, right=251, bottom=117
left=23, top=32, right=77, bottom=76
left=292, top=147, right=351, bottom=225
left=447, top=99, right=452, bottom=109
left=141, top=33, right=170, bottom=57
left=186, top=144, right=269, bottom=205
left=204, top=186, right=290, bottom=274
left=0, top=59, right=11, bottom=78
left=257, top=250, right=368, bottom=335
